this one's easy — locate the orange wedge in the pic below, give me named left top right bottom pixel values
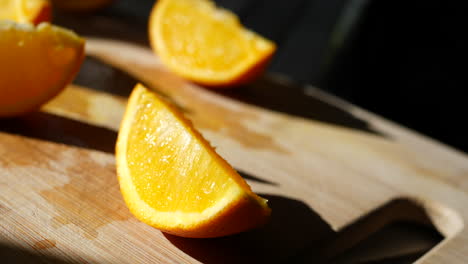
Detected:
left=0, top=21, right=85, bottom=117
left=0, top=0, right=52, bottom=25
left=149, top=0, right=276, bottom=87
left=116, top=84, right=270, bottom=238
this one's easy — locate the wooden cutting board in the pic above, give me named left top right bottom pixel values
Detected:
left=1, top=38, right=468, bottom=263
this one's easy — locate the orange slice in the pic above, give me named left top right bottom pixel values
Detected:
left=0, top=0, right=52, bottom=25
left=149, top=0, right=276, bottom=87
left=116, top=84, right=270, bottom=238
left=0, top=21, right=85, bottom=117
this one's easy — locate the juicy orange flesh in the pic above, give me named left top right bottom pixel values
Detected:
left=0, top=0, right=49, bottom=23
left=127, top=91, right=241, bottom=212
left=157, top=0, right=272, bottom=74
left=0, top=0, right=16, bottom=20
left=0, top=22, right=83, bottom=114
left=19, top=0, right=45, bottom=19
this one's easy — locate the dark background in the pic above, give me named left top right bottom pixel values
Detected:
left=85, top=0, right=468, bottom=153
left=217, top=0, right=468, bottom=154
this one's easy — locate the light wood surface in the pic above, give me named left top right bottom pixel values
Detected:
left=1, top=38, right=467, bottom=263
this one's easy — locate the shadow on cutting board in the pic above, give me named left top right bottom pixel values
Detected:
left=216, top=75, right=386, bottom=137
left=164, top=197, right=443, bottom=264
left=0, top=111, right=276, bottom=187
left=76, top=56, right=386, bottom=138
left=164, top=194, right=335, bottom=264
left=238, top=170, right=279, bottom=186
left=292, top=198, right=444, bottom=264
left=0, top=242, right=72, bottom=264
left=0, top=111, right=117, bottom=154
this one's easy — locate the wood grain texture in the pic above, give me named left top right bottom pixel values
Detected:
left=1, top=38, right=467, bottom=263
